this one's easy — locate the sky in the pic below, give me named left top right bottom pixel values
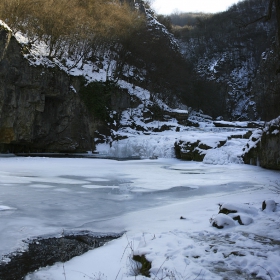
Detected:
left=151, top=0, right=243, bottom=15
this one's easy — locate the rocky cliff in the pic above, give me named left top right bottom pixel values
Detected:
left=177, top=0, right=278, bottom=120
left=243, top=116, right=280, bottom=170
left=0, top=25, right=97, bottom=153
left=251, top=43, right=280, bottom=121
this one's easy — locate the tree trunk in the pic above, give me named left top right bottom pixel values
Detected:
left=275, top=0, right=280, bottom=47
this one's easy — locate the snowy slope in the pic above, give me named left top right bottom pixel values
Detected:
left=177, top=0, right=277, bottom=120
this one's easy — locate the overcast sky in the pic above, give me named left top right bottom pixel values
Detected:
left=151, top=0, right=243, bottom=15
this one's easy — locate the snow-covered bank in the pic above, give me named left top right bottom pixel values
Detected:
left=97, top=126, right=252, bottom=165
left=0, top=157, right=280, bottom=279
left=25, top=160, right=280, bottom=280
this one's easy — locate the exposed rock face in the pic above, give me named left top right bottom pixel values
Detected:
left=251, top=44, right=280, bottom=121
left=243, top=116, right=280, bottom=170
left=177, top=0, right=278, bottom=120
left=174, top=137, right=227, bottom=162
left=0, top=26, right=100, bottom=153
left=174, top=140, right=208, bottom=161
left=258, top=117, right=280, bottom=169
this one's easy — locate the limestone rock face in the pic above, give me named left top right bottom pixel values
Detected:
left=251, top=44, right=280, bottom=121
left=0, top=26, right=95, bottom=153
left=243, top=116, right=280, bottom=170
left=259, top=117, right=280, bottom=170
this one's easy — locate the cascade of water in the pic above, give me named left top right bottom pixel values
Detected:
left=107, top=136, right=176, bottom=159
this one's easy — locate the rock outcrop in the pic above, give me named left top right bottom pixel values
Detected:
left=251, top=44, right=280, bottom=121
left=174, top=136, right=228, bottom=161
left=243, top=116, right=280, bottom=170
left=0, top=25, right=96, bottom=153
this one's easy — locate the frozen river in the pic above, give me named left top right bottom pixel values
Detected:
left=0, top=156, right=277, bottom=261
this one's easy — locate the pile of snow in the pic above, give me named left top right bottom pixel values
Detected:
left=262, top=199, right=277, bottom=213
left=211, top=202, right=258, bottom=229
left=203, top=137, right=247, bottom=165
left=220, top=202, right=258, bottom=215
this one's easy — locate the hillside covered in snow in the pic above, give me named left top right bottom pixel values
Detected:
left=173, top=0, right=280, bottom=121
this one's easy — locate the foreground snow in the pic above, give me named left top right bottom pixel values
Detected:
left=0, top=157, right=279, bottom=280
left=26, top=184, right=280, bottom=280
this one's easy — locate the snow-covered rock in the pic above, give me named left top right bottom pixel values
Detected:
left=262, top=200, right=277, bottom=213
left=243, top=116, right=280, bottom=170
left=219, top=203, right=258, bottom=216
left=210, top=213, right=236, bottom=229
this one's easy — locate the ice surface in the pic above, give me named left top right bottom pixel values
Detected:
left=0, top=157, right=274, bottom=258
left=0, top=156, right=280, bottom=280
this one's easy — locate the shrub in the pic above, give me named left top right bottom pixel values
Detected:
left=0, top=0, right=144, bottom=58
left=80, top=80, right=120, bottom=120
